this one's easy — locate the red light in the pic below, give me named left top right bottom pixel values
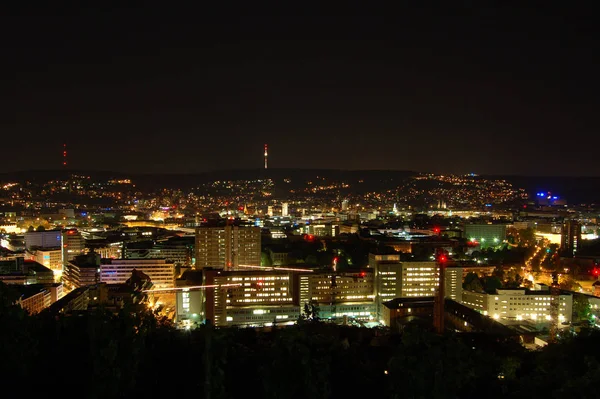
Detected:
left=433, top=227, right=440, bottom=234
left=439, top=255, right=447, bottom=263
left=333, top=257, right=339, bottom=263
left=594, top=269, right=599, bottom=276
left=360, top=272, right=366, bottom=277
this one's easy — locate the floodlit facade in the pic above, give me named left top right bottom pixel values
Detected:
left=462, top=288, right=573, bottom=324
left=29, top=248, right=63, bottom=277
left=195, top=226, right=261, bottom=269
left=100, top=259, right=175, bottom=290
left=202, top=269, right=297, bottom=327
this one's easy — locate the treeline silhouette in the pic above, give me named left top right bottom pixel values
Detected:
left=1, top=281, right=599, bottom=399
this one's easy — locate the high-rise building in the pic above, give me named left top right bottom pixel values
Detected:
left=341, top=199, right=349, bottom=211
left=561, top=220, right=581, bottom=257
left=63, top=229, right=85, bottom=263
left=370, top=253, right=441, bottom=321
left=445, top=266, right=463, bottom=303
left=195, top=226, right=261, bottom=269
left=281, top=202, right=289, bottom=217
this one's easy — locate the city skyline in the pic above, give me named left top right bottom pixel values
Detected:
left=3, top=6, right=599, bottom=176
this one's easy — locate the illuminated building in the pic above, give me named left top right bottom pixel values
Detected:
left=17, top=285, right=53, bottom=314
left=28, top=248, right=63, bottom=278
left=202, top=268, right=298, bottom=327
left=297, top=270, right=375, bottom=321
left=381, top=297, right=434, bottom=328
left=24, top=230, right=63, bottom=250
left=195, top=226, right=261, bottom=269
left=371, top=253, right=441, bottom=321
left=63, top=229, right=84, bottom=263
left=462, top=288, right=573, bottom=324
left=126, top=237, right=193, bottom=266
left=341, top=199, right=349, bottom=211
left=445, top=266, right=463, bottom=303
left=175, top=270, right=204, bottom=326
left=281, top=202, right=289, bottom=217
left=561, top=220, right=581, bottom=257
left=0, top=260, right=54, bottom=285
left=101, top=258, right=175, bottom=290
left=464, top=224, right=507, bottom=249
left=63, top=253, right=101, bottom=290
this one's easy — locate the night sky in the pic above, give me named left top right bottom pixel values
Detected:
left=2, top=6, right=598, bottom=176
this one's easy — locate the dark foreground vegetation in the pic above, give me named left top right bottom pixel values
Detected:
left=1, top=283, right=599, bottom=399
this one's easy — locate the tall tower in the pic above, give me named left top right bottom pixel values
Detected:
left=433, top=254, right=447, bottom=334
left=264, top=144, right=268, bottom=169
left=63, top=143, right=68, bottom=167
left=561, top=220, right=581, bottom=257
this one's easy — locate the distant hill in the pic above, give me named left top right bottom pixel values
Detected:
left=488, top=175, right=600, bottom=205
left=2, top=169, right=600, bottom=204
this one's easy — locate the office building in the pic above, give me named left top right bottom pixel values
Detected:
left=126, top=237, right=194, bottom=266
left=281, top=202, right=289, bottom=217
left=17, top=285, right=53, bottom=314
left=462, top=288, right=573, bottom=324
left=341, top=199, right=349, bottom=211
left=371, top=253, right=441, bottom=321
left=297, top=270, right=375, bottom=321
left=63, top=229, right=85, bottom=263
left=445, top=266, right=463, bottom=303
left=100, top=258, right=175, bottom=290
left=0, top=253, right=24, bottom=274
left=561, top=220, right=581, bottom=257
left=0, top=260, right=54, bottom=285
left=63, top=253, right=101, bottom=290
left=28, top=248, right=63, bottom=277
left=195, top=226, right=261, bottom=269
left=201, top=268, right=297, bottom=327
left=464, top=224, right=507, bottom=249
left=175, top=270, right=205, bottom=326
left=24, top=230, right=62, bottom=250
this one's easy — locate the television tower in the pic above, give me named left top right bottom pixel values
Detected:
left=264, top=144, right=268, bottom=169
left=63, top=143, right=67, bottom=167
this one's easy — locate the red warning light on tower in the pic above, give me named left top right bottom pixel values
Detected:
left=438, top=255, right=447, bottom=263
left=63, top=143, right=67, bottom=167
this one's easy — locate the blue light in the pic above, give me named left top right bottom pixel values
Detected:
left=552, top=196, right=558, bottom=200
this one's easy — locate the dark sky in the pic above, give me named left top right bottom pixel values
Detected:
left=2, top=5, right=598, bottom=176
